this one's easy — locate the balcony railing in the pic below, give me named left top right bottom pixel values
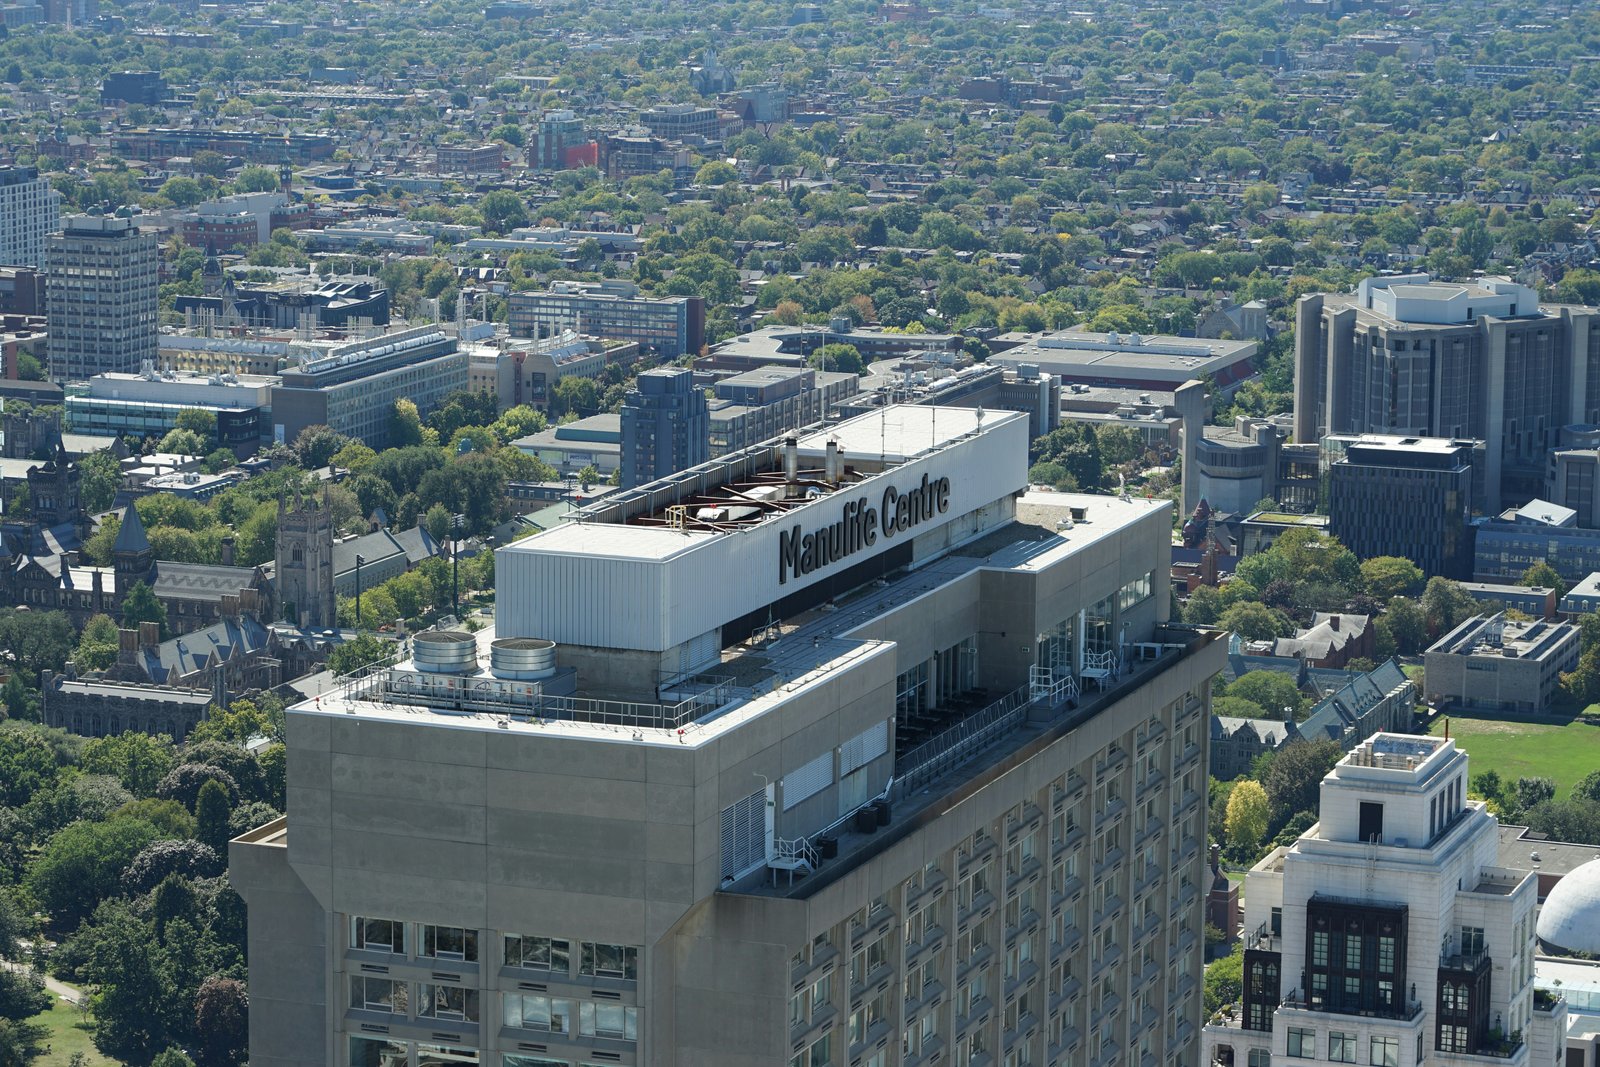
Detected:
left=896, top=685, right=1032, bottom=796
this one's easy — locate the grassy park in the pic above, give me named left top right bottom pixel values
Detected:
left=31, top=995, right=121, bottom=1067
left=1428, top=708, right=1600, bottom=797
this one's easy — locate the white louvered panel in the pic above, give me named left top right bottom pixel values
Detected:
left=720, top=789, right=765, bottom=879
left=783, top=752, right=834, bottom=811
left=839, top=720, right=890, bottom=775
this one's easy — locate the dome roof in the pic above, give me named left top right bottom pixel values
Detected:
left=1537, top=857, right=1600, bottom=955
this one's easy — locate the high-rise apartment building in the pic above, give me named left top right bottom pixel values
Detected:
left=0, top=166, right=61, bottom=267
left=232, top=405, right=1227, bottom=1067
left=1294, top=274, right=1600, bottom=512
left=45, top=215, right=159, bottom=382
left=1327, top=435, right=1475, bottom=579
left=535, top=110, right=586, bottom=169
left=619, top=366, right=709, bottom=488
left=1202, top=732, right=1568, bottom=1067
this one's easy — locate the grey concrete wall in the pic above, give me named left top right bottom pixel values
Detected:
left=230, top=827, right=331, bottom=1067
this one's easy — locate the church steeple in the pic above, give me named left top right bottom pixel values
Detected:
left=112, top=504, right=154, bottom=587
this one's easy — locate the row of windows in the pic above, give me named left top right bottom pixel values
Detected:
left=349, top=979, right=638, bottom=1039
left=349, top=918, right=638, bottom=979
left=349, top=1038, right=616, bottom=1067
left=1285, top=1029, right=1403, bottom=1065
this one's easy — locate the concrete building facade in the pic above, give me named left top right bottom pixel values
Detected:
left=233, top=405, right=1227, bottom=1067
left=508, top=281, right=704, bottom=360
left=619, top=366, right=709, bottom=489
left=1295, top=275, right=1600, bottom=512
left=0, top=166, right=61, bottom=268
left=45, top=215, right=159, bottom=382
left=1423, top=613, right=1580, bottom=713
left=270, top=327, right=467, bottom=449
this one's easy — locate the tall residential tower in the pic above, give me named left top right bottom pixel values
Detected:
left=232, top=405, right=1228, bottom=1067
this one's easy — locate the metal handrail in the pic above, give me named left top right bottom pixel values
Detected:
left=897, top=685, right=1033, bottom=796
left=774, top=836, right=818, bottom=869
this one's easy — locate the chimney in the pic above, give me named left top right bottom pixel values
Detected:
left=824, top=436, right=840, bottom=485
left=220, top=535, right=235, bottom=567
left=1328, top=615, right=1340, bottom=632
left=783, top=433, right=799, bottom=496
left=139, top=621, right=160, bottom=649
left=221, top=593, right=239, bottom=619
left=239, top=587, right=259, bottom=616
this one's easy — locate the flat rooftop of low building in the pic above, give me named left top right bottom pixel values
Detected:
left=1336, top=433, right=1476, bottom=457
left=1429, top=613, right=1578, bottom=660
left=1563, top=572, right=1600, bottom=599
left=1499, top=824, right=1600, bottom=880
left=997, top=330, right=1253, bottom=374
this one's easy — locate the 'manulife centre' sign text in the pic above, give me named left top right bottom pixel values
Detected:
left=778, top=473, right=952, bottom=584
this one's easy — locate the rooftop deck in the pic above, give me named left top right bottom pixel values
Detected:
left=730, top=624, right=1223, bottom=900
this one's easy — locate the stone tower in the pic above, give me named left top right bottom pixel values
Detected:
left=112, top=501, right=155, bottom=595
left=275, top=487, right=335, bottom=629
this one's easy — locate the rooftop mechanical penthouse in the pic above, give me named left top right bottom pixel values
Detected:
left=232, top=404, right=1228, bottom=1067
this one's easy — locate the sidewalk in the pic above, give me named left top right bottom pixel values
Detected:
left=0, top=957, right=83, bottom=1005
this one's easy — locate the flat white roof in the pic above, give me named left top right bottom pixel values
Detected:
left=797, top=404, right=1014, bottom=461
left=514, top=521, right=715, bottom=562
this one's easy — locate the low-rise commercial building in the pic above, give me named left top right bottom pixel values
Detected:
left=507, top=280, right=703, bottom=360
left=1472, top=499, right=1600, bottom=585
left=65, top=363, right=277, bottom=455
left=270, top=327, right=467, bottom=449
left=706, top=366, right=859, bottom=456
left=1424, top=613, right=1580, bottom=712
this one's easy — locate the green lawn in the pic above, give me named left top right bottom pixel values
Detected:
left=30, top=994, right=122, bottom=1067
left=1428, top=709, right=1600, bottom=797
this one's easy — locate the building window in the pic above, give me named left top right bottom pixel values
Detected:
left=1311, top=931, right=1328, bottom=966
left=505, top=934, right=569, bottom=973
left=504, top=993, right=573, bottom=1033
left=790, top=1033, right=831, bottom=1067
left=350, top=916, right=405, bottom=955
left=1377, top=935, right=1395, bottom=973
left=580, top=1001, right=639, bottom=1040
left=419, top=925, right=477, bottom=962
left=350, top=1036, right=408, bottom=1067
left=1344, top=932, right=1362, bottom=969
left=1370, top=1036, right=1399, bottom=1067
left=418, top=984, right=478, bottom=1023
left=1328, top=1031, right=1357, bottom=1063
left=1460, top=926, right=1485, bottom=957
left=580, top=942, right=638, bottom=980
left=1286, top=1027, right=1315, bottom=1058
left=349, top=975, right=408, bottom=1014
left=504, top=1058, right=567, bottom=1067
left=1247, top=1051, right=1270, bottom=1067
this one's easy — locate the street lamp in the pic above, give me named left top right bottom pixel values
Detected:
left=354, top=553, right=365, bottom=629
left=451, top=514, right=464, bottom=618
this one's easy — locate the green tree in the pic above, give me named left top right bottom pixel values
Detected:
left=121, top=581, right=169, bottom=639
left=174, top=408, right=218, bottom=444
left=0, top=609, right=77, bottom=677
left=1571, top=769, right=1600, bottom=804
left=292, top=424, right=352, bottom=469
left=1381, top=597, right=1428, bottom=655
left=1226, top=671, right=1305, bottom=719
left=1520, top=561, right=1566, bottom=595
left=810, top=343, right=864, bottom=375
left=327, top=633, right=394, bottom=676
left=80, top=732, right=177, bottom=798
left=479, top=190, right=529, bottom=233
left=26, top=816, right=165, bottom=927
left=158, top=177, right=205, bottom=207
left=424, top=503, right=452, bottom=545
left=80, top=904, right=173, bottom=1061
left=158, top=428, right=207, bottom=456
left=81, top=451, right=123, bottom=513
left=1261, top=740, right=1343, bottom=828
left=1360, top=556, right=1424, bottom=601
left=1224, top=779, right=1269, bottom=857
left=1217, top=601, right=1290, bottom=642
left=550, top=376, right=600, bottom=418
left=73, top=613, right=121, bottom=672
left=195, top=779, right=232, bottom=855
left=232, top=166, right=282, bottom=194
left=1422, top=578, right=1479, bottom=634
left=1203, top=944, right=1243, bottom=1015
